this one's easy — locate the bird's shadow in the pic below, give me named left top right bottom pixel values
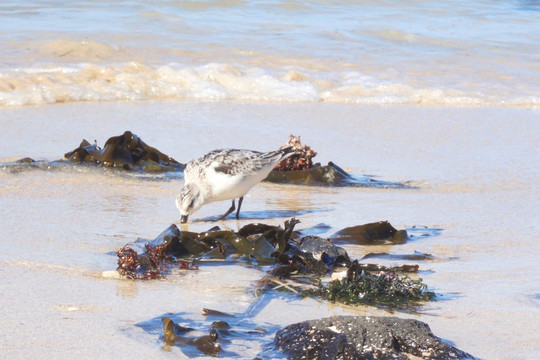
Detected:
left=192, top=208, right=329, bottom=223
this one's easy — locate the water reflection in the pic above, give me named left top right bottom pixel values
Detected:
left=193, top=208, right=329, bottom=223
left=136, top=307, right=280, bottom=358
left=115, top=278, right=139, bottom=299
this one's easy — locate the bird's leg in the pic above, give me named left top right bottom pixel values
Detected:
left=217, top=199, right=236, bottom=220
left=235, top=197, right=244, bottom=219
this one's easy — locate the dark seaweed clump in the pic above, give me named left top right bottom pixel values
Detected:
left=117, top=219, right=436, bottom=310
left=0, top=131, right=185, bottom=174
left=112, top=197, right=442, bottom=356
left=1, top=131, right=413, bottom=188
left=64, top=130, right=184, bottom=171
left=274, top=134, right=320, bottom=171
left=116, top=243, right=197, bottom=280
left=116, top=219, right=300, bottom=279
left=304, top=260, right=435, bottom=309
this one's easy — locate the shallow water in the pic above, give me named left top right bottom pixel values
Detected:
left=2, top=1, right=540, bottom=357
left=1, top=0, right=539, bottom=106
left=1, top=101, right=539, bottom=359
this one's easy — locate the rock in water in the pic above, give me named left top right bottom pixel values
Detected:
left=268, top=315, right=476, bottom=360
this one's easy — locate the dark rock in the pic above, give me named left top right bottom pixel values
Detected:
left=269, top=316, right=476, bottom=360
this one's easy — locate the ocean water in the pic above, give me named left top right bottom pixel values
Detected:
left=1, top=0, right=539, bottom=106
left=1, top=2, right=540, bottom=360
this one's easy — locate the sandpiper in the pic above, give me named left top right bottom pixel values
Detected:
left=176, top=146, right=295, bottom=223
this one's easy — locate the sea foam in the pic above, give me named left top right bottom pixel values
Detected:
left=0, top=61, right=537, bottom=107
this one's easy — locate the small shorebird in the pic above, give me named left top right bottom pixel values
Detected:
left=176, top=146, right=295, bottom=223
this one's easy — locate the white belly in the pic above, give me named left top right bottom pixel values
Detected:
left=205, top=168, right=271, bottom=203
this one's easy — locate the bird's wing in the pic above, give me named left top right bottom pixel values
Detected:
left=210, top=149, right=265, bottom=176
left=187, top=147, right=295, bottom=179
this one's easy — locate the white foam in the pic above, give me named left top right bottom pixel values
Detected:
left=0, top=61, right=538, bottom=107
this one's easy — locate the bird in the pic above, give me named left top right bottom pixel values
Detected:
left=176, top=146, right=296, bottom=223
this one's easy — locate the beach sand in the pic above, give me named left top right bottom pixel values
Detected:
left=1, top=101, right=539, bottom=359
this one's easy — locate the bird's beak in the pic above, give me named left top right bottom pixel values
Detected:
left=180, top=215, right=189, bottom=224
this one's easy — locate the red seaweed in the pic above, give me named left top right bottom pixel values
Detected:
left=274, top=134, right=320, bottom=171
left=116, top=243, right=197, bottom=280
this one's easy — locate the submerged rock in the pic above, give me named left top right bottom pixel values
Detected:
left=361, top=251, right=435, bottom=262
left=268, top=316, right=476, bottom=360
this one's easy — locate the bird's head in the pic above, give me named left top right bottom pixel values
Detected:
left=176, top=183, right=204, bottom=223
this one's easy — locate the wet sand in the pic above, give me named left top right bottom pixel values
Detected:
left=1, top=101, right=539, bottom=359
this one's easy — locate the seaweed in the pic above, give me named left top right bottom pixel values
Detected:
left=161, top=317, right=222, bottom=356
left=115, top=219, right=300, bottom=278
left=1, top=131, right=185, bottom=174
left=137, top=307, right=276, bottom=358
left=304, top=262, right=436, bottom=309
left=116, top=242, right=197, bottom=280
left=330, top=220, right=409, bottom=245
left=1, top=132, right=413, bottom=188
left=274, top=134, right=320, bottom=171
left=116, top=219, right=437, bottom=311
left=63, top=131, right=183, bottom=171
left=124, top=220, right=454, bottom=357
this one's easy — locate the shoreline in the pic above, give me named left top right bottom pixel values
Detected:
left=1, top=101, right=539, bottom=359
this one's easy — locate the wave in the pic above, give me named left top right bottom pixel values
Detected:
left=1, top=61, right=538, bottom=107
